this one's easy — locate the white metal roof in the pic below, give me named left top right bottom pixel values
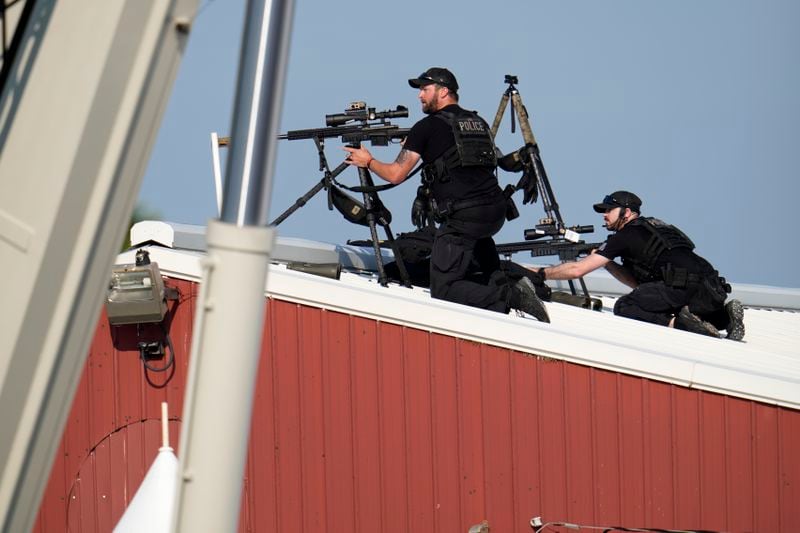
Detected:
left=119, top=221, right=800, bottom=410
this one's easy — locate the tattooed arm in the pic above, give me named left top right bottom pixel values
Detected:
left=343, top=146, right=420, bottom=184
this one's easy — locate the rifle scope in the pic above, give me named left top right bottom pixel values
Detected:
left=326, top=104, right=408, bottom=127
left=524, top=224, right=594, bottom=241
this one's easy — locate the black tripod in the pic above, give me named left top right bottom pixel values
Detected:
left=270, top=137, right=411, bottom=287
left=492, top=75, right=592, bottom=299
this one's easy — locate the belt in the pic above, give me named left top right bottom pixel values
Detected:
left=431, top=193, right=503, bottom=219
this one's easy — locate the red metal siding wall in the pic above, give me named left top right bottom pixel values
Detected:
left=36, top=279, right=800, bottom=532
left=34, top=278, right=196, bottom=533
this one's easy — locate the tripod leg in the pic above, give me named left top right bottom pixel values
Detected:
left=270, top=178, right=326, bottom=226
left=510, top=92, right=565, bottom=226
left=510, top=92, right=538, bottom=146
left=269, top=161, right=350, bottom=226
left=381, top=226, right=412, bottom=288
left=567, top=279, right=577, bottom=296
left=577, top=276, right=591, bottom=300
left=357, top=166, right=390, bottom=286
left=567, top=276, right=595, bottom=306
left=490, top=92, right=510, bottom=139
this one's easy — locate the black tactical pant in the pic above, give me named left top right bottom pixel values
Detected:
left=614, top=279, right=729, bottom=329
left=429, top=201, right=510, bottom=312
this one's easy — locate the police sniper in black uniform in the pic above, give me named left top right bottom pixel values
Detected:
left=536, top=191, right=745, bottom=340
left=343, top=67, right=549, bottom=322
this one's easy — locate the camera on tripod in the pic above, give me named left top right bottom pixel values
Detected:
left=325, top=101, right=408, bottom=127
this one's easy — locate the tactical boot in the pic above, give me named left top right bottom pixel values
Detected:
left=724, top=299, right=745, bottom=341
left=674, top=306, right=719, bottom=338
left=511, top=277, right=550, bottom=323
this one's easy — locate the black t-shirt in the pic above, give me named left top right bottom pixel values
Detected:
left=597, top=218, right=713, bottom=278
left=403, top=104, right=500, bottom=203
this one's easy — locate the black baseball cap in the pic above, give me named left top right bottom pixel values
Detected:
left=408, top=67, right=459, bottom=92
left=593, top=190, right=642, bottom=213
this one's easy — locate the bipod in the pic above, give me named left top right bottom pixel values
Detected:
left=491, top=75, right=592, bottom=300
left=269, top=136, right=412, bottom=288
left=270, top=137, right=343, bottom=226
left=347, top=141, right=412, bottom=288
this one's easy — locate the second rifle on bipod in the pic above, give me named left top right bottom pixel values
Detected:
left=271, top=101, right=413, bottom=287
left=491, top=75, right=597, bottom=300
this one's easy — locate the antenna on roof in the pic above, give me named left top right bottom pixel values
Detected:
left=210, top=132, right=230, bottom=217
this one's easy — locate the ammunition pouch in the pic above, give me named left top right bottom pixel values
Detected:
left=330, top=185, right=391, bottom=227
left=421, top=158, right=448, bottom=185
left=331, top=185, right=366, bottom=225
left=661, top=265, right=730, bottom=314
left=430, top=198, right=451, bottom=222
left=660, top=265, right=699, bottom=289
left=661, top=264, right=730, bottom=294
left=687, top=272, right=730, bottom=314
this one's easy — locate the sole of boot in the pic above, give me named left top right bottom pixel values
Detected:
left=725, top=300, right=745, bottom=341
left=516, top=277, right=550, bottom=323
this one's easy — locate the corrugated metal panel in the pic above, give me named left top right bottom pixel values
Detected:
left=36, top=278, right=800, bottom=532
left=123, top=245, right=800, bottom=410
left=34, top=278, right=196, bottom=533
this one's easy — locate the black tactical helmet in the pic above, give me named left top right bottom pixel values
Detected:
left=593, top=190, right=642, bottom=213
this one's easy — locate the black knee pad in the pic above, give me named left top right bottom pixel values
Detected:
left=613, top=295, right=634, bottom=317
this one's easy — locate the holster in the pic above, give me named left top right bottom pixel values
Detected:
left=430, top=198, right=452, bottom=223
left=503, top=184, right=519, bottom=221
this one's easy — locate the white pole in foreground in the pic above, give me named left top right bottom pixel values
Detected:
left=161, top=401, right=170, bottom=449
left=113, top=403, right=177, bottom=533
left=172, top=0, right=295, bottom=531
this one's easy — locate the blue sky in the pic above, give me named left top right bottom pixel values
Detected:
left=140, top=0, right=800, bottom=288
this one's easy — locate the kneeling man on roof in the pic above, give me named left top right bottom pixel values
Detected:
left=533, top=190, right=745, bottom=340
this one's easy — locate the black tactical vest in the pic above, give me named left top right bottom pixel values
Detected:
left=423, top=109, right=496, bottom=185
left=623, top=217, right=695, bottom=282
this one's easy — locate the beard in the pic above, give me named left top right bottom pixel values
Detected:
left=421, top=93, right=440, bottom=114
left=606, top=216, right=626, bottom=232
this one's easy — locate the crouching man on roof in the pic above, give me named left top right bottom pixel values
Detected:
left=344, top=67, right=549, bottom=322
left=533, top=191, right=745, bottom=340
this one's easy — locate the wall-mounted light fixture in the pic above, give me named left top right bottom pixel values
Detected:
left=106, top=250, right=168, bottom=326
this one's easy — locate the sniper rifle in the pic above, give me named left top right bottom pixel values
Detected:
left=278, top=102, right=410, bottom=146
left=496, top=223, right=601, bottom=261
